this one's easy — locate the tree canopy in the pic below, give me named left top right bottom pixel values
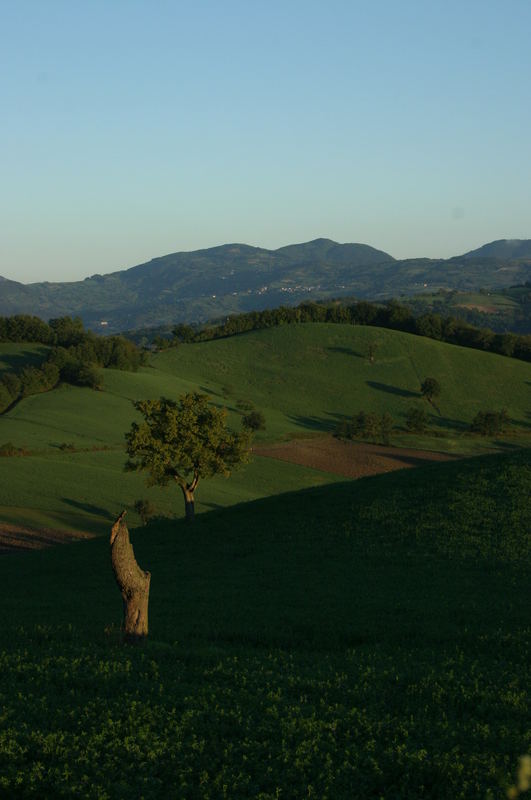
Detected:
left=420, top=377, right=441, bottom=403
left=125, top=393, right=251, bottom=521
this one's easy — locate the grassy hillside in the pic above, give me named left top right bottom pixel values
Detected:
left=0, top=323, right=530, bottom=532
left=0, top=342, right=50, bottom=374
left=0, top=450, right=343, bottom=534
left=0, top=451, right=529, bottom=798
left=153, top=323, right=531, bottom=446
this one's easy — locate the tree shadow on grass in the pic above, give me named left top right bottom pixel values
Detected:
left=429, top=415, right=469, bottom=432
left=199, top=386, right=222, bottom=398
left=0, top=347, right=50, bottom=373
left=287, top=411, right=352, bottom=432
left=366, top=381, right=419, bottom=398
left=488, top=440, right=524, bottom=451
left=327, top=346, right=365, bottom=358
left=61, top=498, right=109, bottom=517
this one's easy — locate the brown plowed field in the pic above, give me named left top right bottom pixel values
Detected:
left=0, top=523, right=94, bottom=554
left=255, top=436, right=456, bottom=479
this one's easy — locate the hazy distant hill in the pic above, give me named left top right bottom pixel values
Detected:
left=461, top=239, right=531, bottom=260
left=1, top=238, right=531, bottom=332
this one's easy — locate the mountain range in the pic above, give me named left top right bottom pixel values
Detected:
left=1, top=238, right=531, bottom=333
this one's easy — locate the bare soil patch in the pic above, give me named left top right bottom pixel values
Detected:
left=0, top=523, right=94, bottom=555
left=255, top=436, right=456, bottom=479
left=456, top=303, right=498, bottom=313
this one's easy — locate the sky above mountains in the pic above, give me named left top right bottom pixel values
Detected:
left=1, top=0, right=531, bottom=283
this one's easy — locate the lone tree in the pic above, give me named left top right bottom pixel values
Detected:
left=420, top=377, right=441, bottom=406
left=367, top=340, right=379, bottom=364
left=125, top=393, right=251, bottom=522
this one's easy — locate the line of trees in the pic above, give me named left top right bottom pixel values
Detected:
left=160, top=301, right=531, bottom=362
left=0, top=315, right=146, bottom=413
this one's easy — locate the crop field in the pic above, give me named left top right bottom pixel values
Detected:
left=255, top=435, right=456, bottom=478
left=0, top=451, right=529, bottom=798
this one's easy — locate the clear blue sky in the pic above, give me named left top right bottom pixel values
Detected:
left=1, top=0, right=531, bottom=282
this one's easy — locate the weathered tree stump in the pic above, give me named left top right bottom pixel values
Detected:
left=110, top=511, right=151, bottom=643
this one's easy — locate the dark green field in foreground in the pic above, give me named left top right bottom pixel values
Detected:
left=0, top=451, right=529, bottom=799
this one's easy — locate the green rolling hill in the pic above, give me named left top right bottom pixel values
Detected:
left=0, top=323, right=530, bottom=533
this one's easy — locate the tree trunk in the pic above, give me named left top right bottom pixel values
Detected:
left=182, top=487, right=195, bottom=522
left=110, top=511, right=151, bottom=643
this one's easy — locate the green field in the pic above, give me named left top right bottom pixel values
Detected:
left=1, top=324, right=530, bottom=532
left=153, top=324, right=531, bottom=444
left=0, top=342, right=50, bottom=375
left=0, top=451, right=529, bottom=798
left=0, top=325, right=530, bottom=797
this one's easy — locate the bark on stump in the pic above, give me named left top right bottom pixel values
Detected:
left=110, top=511, right=151, bottom=643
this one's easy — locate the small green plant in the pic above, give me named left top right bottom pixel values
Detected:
left=58, top=442, right=76, bottom=452
left=134, top=498, right=156, bottom=526
left=367, top=340, right=379, bottom=363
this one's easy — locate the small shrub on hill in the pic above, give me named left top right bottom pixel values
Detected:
left=58, top=442, right=76, bottom=452
left=470, top=409, right=510, bottom=436
left=0, top=441, right=29, bottom=457
left=134, top=499, right=156, bottom=526
left=406, top=406, right=429, bottom=433
left=242, top=410, right=266, bottom=432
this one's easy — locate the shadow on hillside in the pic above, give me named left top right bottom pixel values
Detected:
left=520, top=412, right=531, bottom=429
left=366, top=381, right=419, bottom=398
left=288, top=411, right=351, bottom=432
left=61, top=498, right=109, bottom=517
left=0, top=525, right=94, bottom=554
left=430, top=415, right=468, bottom=432
left=489, top=440, right=524, bottom=451
left=0, top=347, right=49, bottom=373
left=199, top=386, right=222, bottom=398
left=327, top=346, right=365, bottom=358
left=287, top=414, right=335, bottom=432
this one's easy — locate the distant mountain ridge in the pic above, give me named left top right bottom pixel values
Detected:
left=1, top=238, right=530, bottom=333
left=461, top=239, right=531, bottom=260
